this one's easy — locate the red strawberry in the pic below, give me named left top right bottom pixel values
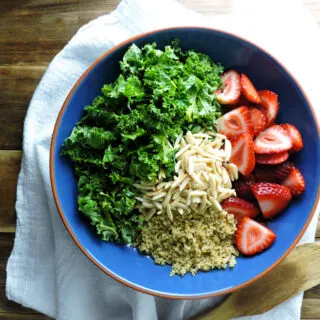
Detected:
left=249, top=107, right=267, bottom=135
left=217, top=106, right=254, bottom=139
left=237, top=95, right=251, bottom=106
left=256, top=151, right=289, bottom=165
left=282, top=166, right=306, bottom=196
left=280, top=124, right=303, bottom=153
left=230, top=133, right=256, bottom=176
left=221, top=197, right=260, bottom=221
left=235, top=217, right=276, bottom=255
left=240, top=74, right=261, bottom=104
left=251, top=182, right=292, bottom=218
left=254, top=162, right=294, bottom=183
left=258, top=90, right=279, bottom=127
left=215, top=70, right=241, bottom=105
left=254, top=125, right=292, bottom=154
left=233, top=174, right=256, bottom=201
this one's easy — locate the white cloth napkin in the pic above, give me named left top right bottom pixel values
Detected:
left=6, top=0, right=320, bottom=319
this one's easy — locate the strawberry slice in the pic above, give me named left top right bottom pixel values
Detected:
left=280, top=124, right=303, bottom=153
left=251, top=182, right=292, bottom=218
left=230, top=133, right=255, bottom=176
left=233, top=174, right=256, bottom=201
left=226, top=95, right=251, bottom=109
left=254, top=162, right=294, bottom=183
left=258, top=90, right=279, bottom=127
left=254, top=125, right=292, bottom=154
left=215, top=70, right=241, bottom=105
left=282, top=166, right=306, bottom=196
left=240, top=74, right=261, bottom=104
left=237, top=95, right=251, bottom=106
left=235, top=217, right=276, bottom=255
left=256, top=151, right=289, bottom=165
left=249, top=107, right=267, bottom=135
left=217, top=106, right=254, bottom=139
left=221, top=196, right=260, bottom=221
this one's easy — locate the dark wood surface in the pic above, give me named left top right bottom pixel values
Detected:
left=0, top=0, right=319, bottom=319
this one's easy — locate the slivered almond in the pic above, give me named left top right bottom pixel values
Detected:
left=151, top=192, right=167, bottom=201
left=167, top=205, right=173, bottom=221
left=224, top=139, right=232, bottom=161
left=133, top=184, right=155, bottom=190
left=179, top=177, right=190, bottom=192
left=174, top=133, right=183, bottom=149
left=175, top=144, right=191, bottom=158
left=135, top=131, right=237, bottom=220
left=175, top=160, right=181, bottom=173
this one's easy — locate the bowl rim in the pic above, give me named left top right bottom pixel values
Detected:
left=50, top=26, right=320, bottom=299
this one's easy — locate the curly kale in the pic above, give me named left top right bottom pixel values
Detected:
left=61, top=41, right=223, bottom=244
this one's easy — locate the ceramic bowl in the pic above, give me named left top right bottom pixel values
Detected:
left=50, top=27, right=320, bottom=298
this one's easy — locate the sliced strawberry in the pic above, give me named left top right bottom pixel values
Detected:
left=233, top=174, right=256, bottom=201
left=230, top=133, right=255, bottom=176
left=235, top=217, right=276, bottom=255
left=215, top=70, right=241, bottom=105
left=254, top=162, right=294, bottom=183
left=217, top=106, right=254, bottom=139
left=254, top=125, right=292, bottom=154
left=240, top=74, right=261, bottom=104
left=251, top=182, right=292, bottom=218
left=249, top=107, right=267, bottom=135
left=221, top=197, right=260, bottom=221
left=280, top=124, right=303, bottom=153
left=237, top=95, right=251, bottom=106
left=282, top=166, right=306, bottom=196
left=225, top=95, right=250, bottom=109
left=256, top=151, right=289, bottom=165
left=258, top=90, right=279, bottom=127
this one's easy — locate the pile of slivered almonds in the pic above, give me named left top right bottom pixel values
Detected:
left=134, top=131, right=238, bottom=221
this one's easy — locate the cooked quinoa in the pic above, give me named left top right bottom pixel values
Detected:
left=138, top=209, right=238, bottom=276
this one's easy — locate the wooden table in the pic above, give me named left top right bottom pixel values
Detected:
left=1, top=0, right=320, bottom=319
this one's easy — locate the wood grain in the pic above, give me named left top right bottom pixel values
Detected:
left=0, top=0, right=320, bottom=319
left=193, top=243, right=320, bottom=320
left=0, top=151, right=21, bottom=233
left=0, top=0, right=120, bottom=150
left=302, top=299, right=320, bottom=319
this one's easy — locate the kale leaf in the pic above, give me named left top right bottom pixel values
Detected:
left=61, top=40, right=223, bottom=244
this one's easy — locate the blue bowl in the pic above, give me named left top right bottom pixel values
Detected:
left=50, top=27, right=320, bottom=298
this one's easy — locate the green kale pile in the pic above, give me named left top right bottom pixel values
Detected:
left=61, top=41, right=224, bottom=244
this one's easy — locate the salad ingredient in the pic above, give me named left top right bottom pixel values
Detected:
left=233, top=177, right=256, bottom=201
left=139, top=208, right=238, bottom=276
left=215, top=70, right=241, bottom=105
left=221, top=196, right=260, bottom=221
left=251, top=182, right=292, bottom=218
left=249, top=107, right=267, bottom=136
left=236, top=95, right=251, bottom=106
left=258, top=90, right=279, bottom=127
left=240, top=74, right=261, bottom=104
left=61, top=41, right=224, bottom=244
left=135, top=131, right=237, bottom=221
left=254, top=125, right=292, bottom=154
left=254, top=162, right=294, bottom=183
left=136, top=130, right=240, bottom=275
left=220, top=72, right=306, bottom=258
left=217, top=106, right=253, bottom=138
left=282, top=166, right=306, bottom=196
left=230, top=133, right=255, bottom=175
left=235, top=217, right=276, bottom=255
left=280, top=124, right=303, bottom=153
left=256, top=151, right=289, bottom=165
